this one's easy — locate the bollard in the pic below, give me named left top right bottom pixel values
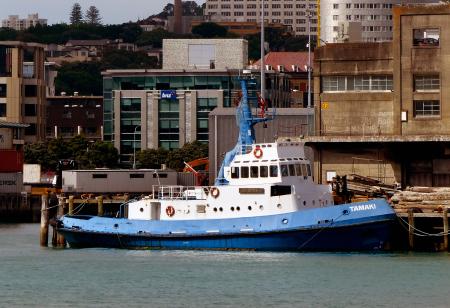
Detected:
left=68, top=195, right=74, bottom=215
left=40, top=194, right=49, bottom=247
left=97, top=195, right=104, bottom=217
left=56, top=196, right=66, bottom=248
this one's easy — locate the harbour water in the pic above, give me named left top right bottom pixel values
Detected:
left=1, top=224, right=450, bottom=307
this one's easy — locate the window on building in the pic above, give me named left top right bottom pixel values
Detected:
left=414, top=75, right=440, bottom=92
left=24, top=123, right=36, bottom=135
left=0, top=84, right=6, bottom=97
left=24, top=104, right=37, bottom=116
left=322, top=75, right=393, bottom=92
left=413, top=28, right=439, bottom=47
left=196, top=97, right=217, bottom=142
left=24, top=85, right=37, bottom=97
left=414, top=100, right=440, bottom=118
left=158, top=99, right=179, bottom=150
left=0, top=103, right=5, bottom=117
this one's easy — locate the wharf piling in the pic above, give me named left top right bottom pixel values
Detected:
left=97, top=195, right=103, bottom=216
left=68, top=195, right=74, bottom=215
left=57, top=197, right=66, bottom=248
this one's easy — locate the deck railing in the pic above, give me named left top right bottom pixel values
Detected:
left=152, top=185, right=209, bottom=200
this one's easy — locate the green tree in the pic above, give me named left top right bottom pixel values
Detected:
left=166, top=141, right=208, bottom=170
left=136, top=148, right=170, bottom=169
left=192, top=22, right=227, bottom=38
left=24, top=136, right=119, bottom=171
left=135, top=28, right=177, bottom=47
left=70, top=3, right=83, bottom=25
left=55, top=61, right=103, bottom=96
left=85, top=6, right=102, bottom=25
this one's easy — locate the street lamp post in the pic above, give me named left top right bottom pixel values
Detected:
left=307, top=10, right=312, bottom=109
left=133, top=125, right=140, bottom=169
left=261, top=0, right=266, bottom=102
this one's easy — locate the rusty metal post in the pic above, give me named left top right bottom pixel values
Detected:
left=97, top=195, right=104, bottom=217
left=56, top=196, right=66, bottom=248
left=39, top=194, right=49, bottom=247
left=68, top=195, right=74, bottom=215
left=408, top=209, right=414, bottom=250
left=443, top=208, right=448, bottom=252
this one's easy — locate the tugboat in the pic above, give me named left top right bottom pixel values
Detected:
left=57, top=76, right=396, bottom=251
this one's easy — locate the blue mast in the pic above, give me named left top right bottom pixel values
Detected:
left=215, top=76, right=272, bottom=185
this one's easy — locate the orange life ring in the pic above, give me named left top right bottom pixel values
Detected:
left=253, top=147, right=263, bottom=159
left=211, top=187, right=220, bottom=198
left=166, top=205, right=175, bottom=217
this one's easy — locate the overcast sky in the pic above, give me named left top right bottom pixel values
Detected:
left=0, top=0, right=205, bottom=25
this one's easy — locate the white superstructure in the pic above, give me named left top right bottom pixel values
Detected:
left=128, top=141, right=333, bottom=221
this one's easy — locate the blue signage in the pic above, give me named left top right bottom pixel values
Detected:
left=160, top=90, right=177, bottom=100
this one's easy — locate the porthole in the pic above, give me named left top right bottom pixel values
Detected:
left=282, top=219, right=288, bottom=224
left=114, top=224, right=119, bottom=228
left=237, top=206, right=241, bottom=211
left=248, top=206, right=252, bottom=211
left=259, top=205, right=264, bottom=210
left=277, top=204, right=282, bottom=209
left=219, top=207, right=223, bottom=212
left=139, top=208, right=144, bottom=212
left=313, top=200, right=316, bottom=205
left=303, top=201, right=307, bottom=206
left=213, top=208, right=217, bottom=212
left=231, top=207, right=235, bottom=211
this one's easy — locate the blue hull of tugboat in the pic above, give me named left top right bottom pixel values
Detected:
left=58, top=199, right=396, bottom=251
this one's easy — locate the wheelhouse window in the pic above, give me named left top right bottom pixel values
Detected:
left=231, top=166, right=239, bottom=179
left=260, top=166, right=268, bottom=178
left=295, top=164, right=302, bottom=177
left=250, top=166, right=258, bottom=178
left=413, top=28, right=439, bottom=47
left=414, top=100, right=440, bottom=118
left=241, top=166, right=249, bottom=178
left=414, top=75, right=440, bottom=92
left=288, top=165, right=296, bottom=176
left=281, top=165, right=289, bottom=177
left=270, top=165, right=278, bottom=177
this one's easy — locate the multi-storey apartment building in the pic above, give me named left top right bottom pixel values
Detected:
left=0, top=41, right=46, bottom=143
left=204, top=0, right=318, bottom=37
left=1, top=14, right=47, bottom=31
left=320, top=0, right=438, bottom=43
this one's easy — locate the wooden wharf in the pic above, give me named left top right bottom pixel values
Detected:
left=39, top=193, right=130, bottom=248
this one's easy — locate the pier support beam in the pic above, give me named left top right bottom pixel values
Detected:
left=408, top=209, right=415, bottom=250
left=57, top=196, right=66, bottom=248
left=97, top=195, right=104, bottom=217
left=40, top=194, right=49, bottom=247
left=443, top=208, right=448, bottom=252
left=68, top=195, right=74, bottom=215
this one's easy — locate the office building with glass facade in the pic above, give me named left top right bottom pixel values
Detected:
left=103, top=69, right=290, bottom=162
